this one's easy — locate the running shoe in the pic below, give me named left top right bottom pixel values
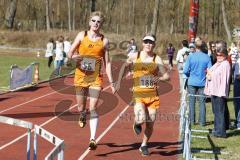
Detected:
left=78, top=111, right=87, bottom=128
left=133, top=123, right=142, bottom=135
left=139, top=146, right=149, bottom=156
left=89, top=139, right=97, bottom=150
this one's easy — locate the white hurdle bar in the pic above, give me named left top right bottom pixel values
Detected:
left=33, top=125, right=64, bottom=160
left=0, top=116, right=33, bottom=160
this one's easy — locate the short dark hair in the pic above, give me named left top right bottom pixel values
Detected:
left=182, top=40, right=188, bottom=47
left=215, top=40, right=228, bottom=56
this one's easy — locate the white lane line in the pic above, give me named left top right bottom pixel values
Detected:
left=0, top=85, right=111, bottom=150
left=0, top=86, right=72, bottom=114
left=78, top=105, right=130, bottom=160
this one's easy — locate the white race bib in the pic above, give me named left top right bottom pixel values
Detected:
left=80, top=58, right=96, bottom=72
left=139, top=76, right=154, bottom=88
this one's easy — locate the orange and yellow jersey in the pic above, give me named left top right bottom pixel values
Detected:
left=132, top=51, right=159, bottom=99
left=74, top=31, right=105, bottom=87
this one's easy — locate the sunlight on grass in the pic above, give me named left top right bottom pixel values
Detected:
left=190, top=90, right=240, bottom=160
left=0, top=55, right=56, bottom=88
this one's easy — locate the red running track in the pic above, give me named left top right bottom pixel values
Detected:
left=0, top=65, right=181, bottom=160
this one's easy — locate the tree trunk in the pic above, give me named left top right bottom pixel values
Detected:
left=91, top=0, right=96, bottom=12
left=57, top=0, right=60, bottom=24
left=181, top=0, right=186, bottom=34
left=131, top=0, right=136, bottom=34
left=128, top=0, right=131, bottom=35
left=4, top=0, right=17, bottom=28
left=150, top=0, right=160, bottom=35
left=170, top=18, right=174, bottom=34
left=51, top=1, right=55, bottom=29
left=217, top=0, right=221, bottom=36
left=67, top=0, right=72, bottom=31
left=204, top=0, right=207, bottom=34
left=212, top=0, right=215, bottom=39
left=72, top=0, right=75, bottom=30
left=45, top=0, right=51, bottom=31
left=221, top=0, right=231, bottom=42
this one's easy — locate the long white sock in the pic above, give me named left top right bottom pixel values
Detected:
left=141, top=141, right=147, bottom=147
left=90, top=110, right=98, bottom=140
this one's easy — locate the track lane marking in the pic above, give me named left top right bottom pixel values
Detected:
left=78, top=104, right=130, bottom=160
left=0, top=85, right=111, bottom=150
left=0, top=86, right=72, bottom=114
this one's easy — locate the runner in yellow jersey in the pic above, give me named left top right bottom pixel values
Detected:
left=67, top=11, right=116, bottom=150
left=116, top=34, right=169, bottom=156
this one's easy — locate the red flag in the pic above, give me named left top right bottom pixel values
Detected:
left=188, top=0, right=199, bottom=42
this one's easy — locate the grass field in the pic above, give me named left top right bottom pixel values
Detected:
left=0, top=53, right=125, bottom=90
left=190, top=87, right=240, bottom=160
left=0, top=54, right=62, bottom=89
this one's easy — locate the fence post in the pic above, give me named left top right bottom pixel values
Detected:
left=33, top=129, right=38, bottom=160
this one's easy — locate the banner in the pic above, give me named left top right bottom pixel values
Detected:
left=188, top=0, right=199, bottom=42
left=10, top=64, right=33, bottom=90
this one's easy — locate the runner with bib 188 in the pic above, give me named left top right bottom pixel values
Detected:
left=115, top=34, right=169, bottom=156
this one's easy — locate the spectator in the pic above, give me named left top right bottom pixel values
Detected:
left=54, top=35, right=64, bottom=76
left=233, top=50, right=240, bottom=129
left=229, top=42, right=239, bottom=71
left=204, top=41, right=231, bottom=138
left=45, top=38, right=55, bottom=68
left=208, top=41, right=217, bottom=65
left=166, top=43, right=175, bottom=70
left=176, top=40, right=189, bottom=93
left=63, top=37, right=71, bottom=66
left=127, top=38, right=137, bottom=58
left=183, top=39, right=212, bottom=126
left=182, top=43, right=196, bottom=90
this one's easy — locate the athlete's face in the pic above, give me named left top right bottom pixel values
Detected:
left=89, top=16, right=102, bottom=31
left=142, top=39, right=155, bottom=53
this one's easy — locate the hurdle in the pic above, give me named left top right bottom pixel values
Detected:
left=33, top=125, right=64, bottom=160
left=0, top=116, right=33, bottom=160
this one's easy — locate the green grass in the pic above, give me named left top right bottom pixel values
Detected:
left=0, top=55, right=58, bottom=89
left=190, top=87, right=240, bottom=160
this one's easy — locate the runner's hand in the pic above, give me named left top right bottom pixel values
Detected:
left=114, top=81, right=120, bottom=92
left=72, top=55, right=83, bottom=62
left=111, top=82, right=117, bottom=94
left=152, top=77, right=161, bottom=84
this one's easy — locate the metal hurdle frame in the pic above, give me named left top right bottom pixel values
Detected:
left=0, top=116, right=33, bottom=160
left=33, top=125, right=64, bottom=160
left=180, top=91, right=231, bottom=160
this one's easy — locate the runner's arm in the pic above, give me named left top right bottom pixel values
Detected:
left=67, top=31, right=84, bottom=61
left=103, top=38, right=114, bottom=84
left=155, top=56, right=169, bottom=81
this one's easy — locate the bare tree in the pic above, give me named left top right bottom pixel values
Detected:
left=91, top=0, right=96, bottom=12
left=131, top=0, right=136, bottom=34
left=181, top=0, right=186, bottom=33
left=45, top=0, right=51, bottom=31
left=4, top=0, right=17, bottom=28
left=72, top=0, right=75, bottom=30
left=67, top=0, right=72, bottom=31
left=221, top=0, right=231, bottom=42
left=150, top=0, right=160, bottom=35
left=212, top=0, right=215, bottom=38
left=56, top=0, right=60, bottom=25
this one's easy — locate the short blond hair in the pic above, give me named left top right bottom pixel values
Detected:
left=89, top=11, right=105, bottom=23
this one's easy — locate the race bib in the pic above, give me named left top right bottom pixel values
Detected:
left=139, top=76, right=154, bottom=88
left=80, top=58, right=96, bottom=72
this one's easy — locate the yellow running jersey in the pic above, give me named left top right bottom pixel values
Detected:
left=74, top=31, right=105, bottom=87
left=132, top=51, right=160, bottom=108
